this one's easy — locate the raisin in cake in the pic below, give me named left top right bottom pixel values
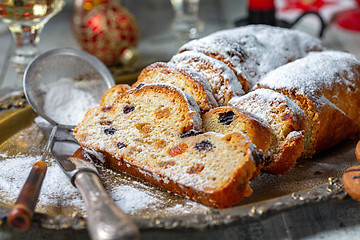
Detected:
left=202, top=106, right=272, bottom=154
left=228, top=89, right=306, bottom=175
left=74, top=84, right=264, bottom=208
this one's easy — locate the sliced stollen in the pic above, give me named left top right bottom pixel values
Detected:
left=74, top=84, right=264, bottom=208
left=169, top=51, right=245, bottom=105
left=75, top=84, right=202, bottom=147
left=133, top=62, right=218, bottom=113
left=228, top=89, right=306, bottom=175
left=202, top=106, right=272, bottom=154
left=179, top=24, right=323, bottom=92
left=255, top=50, right=360, bottom=158
left=100, top=84, right=131, bottom=106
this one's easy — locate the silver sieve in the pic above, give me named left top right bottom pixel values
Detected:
left=23, top=47, right=115, bottom=129
left=16, top=48, right=140, bottom=239
left=7, top=48, right=135, bottom=237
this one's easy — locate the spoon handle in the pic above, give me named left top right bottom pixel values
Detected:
left=7, top=160, right=47, bottom=231
left=74, top=171, right=140, bottom=240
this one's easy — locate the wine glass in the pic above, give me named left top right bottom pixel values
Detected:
left=0, top=0, right=65, bottom=93
left=170, top=0, right=204, bottom=40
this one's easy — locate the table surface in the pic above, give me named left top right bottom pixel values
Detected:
left=1, top=0, right=360, bottom=239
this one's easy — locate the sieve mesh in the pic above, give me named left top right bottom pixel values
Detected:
left=23, top=48, right=115, bottom=129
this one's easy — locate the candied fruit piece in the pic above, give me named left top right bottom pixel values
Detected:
left=136, top=123, right=152, bottom=134
left=187, top=163, right=205, bottom=174
left=155, top=140, right=167, bottom=149
left=155, top=108, right=171, bottom=118
left=101, top=105, right=113, bottom=112
left=100, top=120, right=113, bottom=125
left=158, top=160, right=176, bottom=168
left=169, top=143, right=188, bottom=157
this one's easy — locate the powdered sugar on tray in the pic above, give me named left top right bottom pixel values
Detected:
left=0, top=155, right=85, bottom=211
left=43, top=78, right=98, bottom=126
left=0, top=148, right=209, bottom=216
left=109, top=185, right=159, bottom=214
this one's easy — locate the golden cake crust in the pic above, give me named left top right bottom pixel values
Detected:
left=100, top=84, right=131, bottom=106
left=256, top=51, right=360, bottom=157
left=170, top=51, right=245, bottom=105
left=227, top=88, right=306, bottom=175
left=133, top=62, right=218, bottom=113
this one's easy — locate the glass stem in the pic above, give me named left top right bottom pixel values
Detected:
left=8, top=23, right=44, bottom=74
left=170, top=0, right=204, bottom=39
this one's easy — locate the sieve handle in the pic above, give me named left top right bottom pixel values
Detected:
left=74, top=171, right=140, bottom=240
left=7, top=160, right=47, bottom=231
left=7, top=125, right=57, bottom=231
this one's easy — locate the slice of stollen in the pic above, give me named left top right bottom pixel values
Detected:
left=74, top=83, right=264, bottom=208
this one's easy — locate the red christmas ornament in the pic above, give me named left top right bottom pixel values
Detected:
left=72, top=3, right=139, bottom=66
left=278, top=0, right=337, bottom=13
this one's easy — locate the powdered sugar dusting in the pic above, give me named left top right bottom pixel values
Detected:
left=0, top=148, right=209, bottom=217
left=43, top=78, right=99, bottom=126
left=180, top=25, right=323, bottom=89
left=109, top=185, right=159, bottom=214
left=229, top=88, right=305, bottom=123
left=256, top=51, right=359, bottom=99
left=0, top=155, right=85, bottom=212
left=170, top=51, right=245, bottom=104
left=170, top=63, right=219, bottom=108
left=183, top=91, right=202, bottom=130
left=140, top=62, right=218, bottom=110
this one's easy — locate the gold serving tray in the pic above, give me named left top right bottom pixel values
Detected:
left=0, top=106, right=357, bottom=231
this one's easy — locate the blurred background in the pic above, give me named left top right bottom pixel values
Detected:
left=0, top=0, right=359, bottom=99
